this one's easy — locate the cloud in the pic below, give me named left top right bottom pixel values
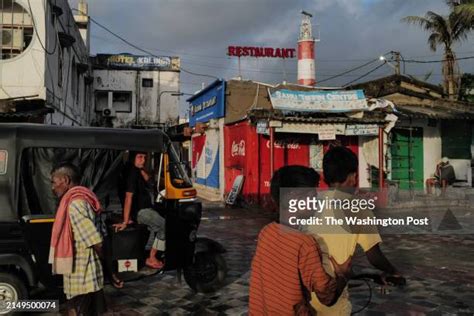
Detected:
left=69, top=0, right=474, bottom=114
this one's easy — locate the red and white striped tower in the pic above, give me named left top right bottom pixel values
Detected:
left=297, top=11, right=316, bottom=86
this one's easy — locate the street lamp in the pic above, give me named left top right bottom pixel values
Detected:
left=379, top=51, right=404, bottom=75
left=158, top=91, right=194, bottom=127
left=157, top=91, right=182, bottom=126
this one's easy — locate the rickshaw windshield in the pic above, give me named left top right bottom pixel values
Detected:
left=168, top=144, right=193, bottom=188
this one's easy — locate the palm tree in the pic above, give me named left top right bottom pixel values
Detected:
left=402, top=2, right=473, bottom=99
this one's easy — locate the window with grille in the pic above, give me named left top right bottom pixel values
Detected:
left=112, top=91, right=132, bottom=112
left=0, top=0, right=34, bottom=60
left=94, top=91, right=132, bottom=113
left=142, top=78, right=153, bottom=88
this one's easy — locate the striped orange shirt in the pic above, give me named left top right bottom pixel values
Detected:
left=249, top=222, right=337, bottom=315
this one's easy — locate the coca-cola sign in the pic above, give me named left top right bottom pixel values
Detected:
left=231, top=140, right=246, bottom=157
left=266, top=139, right=300, bottom=149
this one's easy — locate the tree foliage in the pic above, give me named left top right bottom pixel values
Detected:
left=402, top=1, right=474, bottom=99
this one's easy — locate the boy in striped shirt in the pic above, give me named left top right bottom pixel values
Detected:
left=249, top=166, right=352, bottom=315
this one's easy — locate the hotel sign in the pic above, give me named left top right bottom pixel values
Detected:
left=95, top=54, right=180, bottom=71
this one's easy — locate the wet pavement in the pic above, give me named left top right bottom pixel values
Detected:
left=102, top=202, right=271, bottom=316
left=350, top=234, right=474, bottom=315
left=41, top=200, right=473, bottom=315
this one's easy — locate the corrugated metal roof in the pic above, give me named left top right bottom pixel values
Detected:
left=247, top=109, right=386, bottom=124
left=395, top=104, right=474, bottom=120
left=0, top=107, right=54, bottom=118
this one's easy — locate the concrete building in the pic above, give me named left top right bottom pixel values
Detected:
left=91, top=54, right=181, bottom=128
left=187, top=79, right=391, bottom=205
left=0, top=0, right=92, bottom=125
left=350, top=74, right=474, bottom=189
left=187, top=79, right=226, bottom=201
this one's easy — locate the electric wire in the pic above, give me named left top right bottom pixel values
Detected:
left=404, top=56, right=474, bottom=63
left=72, top=9, right=218, bottom=80
left=90, top=33, right=384, bottom=63
left=316, top=58, right=380, bottom=84
left=27, top=0, right=77, bottom=124
left=342, top=62, right=387, bottom=87
left=82, top=12, right=474, bottom=80
left=27, top=0, right=57, bottom=55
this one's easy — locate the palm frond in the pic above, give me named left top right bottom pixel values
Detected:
left=447, top=0, right=474, bottom=9
left=425, top=11, right=450, bottom=34
left=454, top=3, right=474, bottom=27
left=421, top=12, right=452, bottom=48
left=428, top=33, right=442, bottom=51
left=451, top=15, right=471, bottom=40
left=401, top=15, right=432, bottom=29
left=446, top=0, right=458, bottom=9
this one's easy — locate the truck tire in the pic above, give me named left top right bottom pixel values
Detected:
left=0, top=272, right=28, bottom=315
left=184, top=252, right=227, bottom=293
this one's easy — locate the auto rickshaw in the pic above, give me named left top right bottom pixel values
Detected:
left=0, top=124, right=227, bottom=313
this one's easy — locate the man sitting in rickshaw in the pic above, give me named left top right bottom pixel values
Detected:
left=113, top=152, right=166, bottom=270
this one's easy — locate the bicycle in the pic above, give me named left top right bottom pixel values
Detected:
left=349, top=272, right=406, bottom=315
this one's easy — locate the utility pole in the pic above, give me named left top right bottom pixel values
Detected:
left=380, top=51, right=402, bottom=75
left=392, top=51, right=401, bottom=75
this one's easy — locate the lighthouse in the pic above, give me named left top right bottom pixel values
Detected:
left=297, top=11, right=316, bottom=86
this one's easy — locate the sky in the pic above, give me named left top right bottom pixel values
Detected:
left=70, top=0, right=474, bottom=114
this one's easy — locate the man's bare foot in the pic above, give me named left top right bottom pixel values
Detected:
left=145, top=258, right=164, bottom=270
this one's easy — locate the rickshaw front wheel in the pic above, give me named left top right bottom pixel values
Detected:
left=0, top=272, right=28, bottom=315
left=184, top=252, right=227, bottom=293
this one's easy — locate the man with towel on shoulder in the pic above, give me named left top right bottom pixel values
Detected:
left=49, top=163, right=106, bottom=316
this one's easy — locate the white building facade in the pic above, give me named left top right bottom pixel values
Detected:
left=91, top=54, right=181, bottom=128
left=0, top=0, right=92, bottom=125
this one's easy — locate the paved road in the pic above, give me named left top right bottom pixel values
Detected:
left=40, top=203, right=474, bottom=315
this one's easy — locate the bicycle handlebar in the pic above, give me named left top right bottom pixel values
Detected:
left=352, top=273, right=406, bottom=286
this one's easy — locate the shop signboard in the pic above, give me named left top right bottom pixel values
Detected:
left=345, top=124, right=379, bottom=136
left=188, top=80, right=226, bottom=127
left=316, top=125, right=337, bottom=140
left=268, top=88, right=368, bottom=113
left=276, top=123, right=345, bottom=135
left=256, top=120, right=269, bottom=135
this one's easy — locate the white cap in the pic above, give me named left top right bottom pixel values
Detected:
left=441, top=157, right=449, bottom=163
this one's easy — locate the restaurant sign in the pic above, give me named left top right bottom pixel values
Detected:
left=228, top=46, right=296, bottom=58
